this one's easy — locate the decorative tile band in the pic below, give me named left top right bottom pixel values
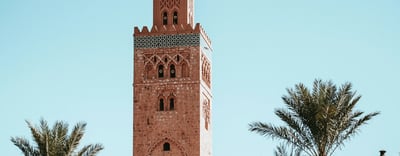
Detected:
left=134, top=34, right=200, bottom=49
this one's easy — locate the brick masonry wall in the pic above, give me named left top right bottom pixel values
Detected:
left=133, top=43, right=211, bottom=155
left=133, top=1, right=212, bottom=154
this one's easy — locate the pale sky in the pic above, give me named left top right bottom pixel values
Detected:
left=1, top=0, right=399, bottom=156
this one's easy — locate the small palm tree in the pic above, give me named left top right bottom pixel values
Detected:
left=11, top=119, right=104, bottom=156
left=249, top=80, right=379, bottom=156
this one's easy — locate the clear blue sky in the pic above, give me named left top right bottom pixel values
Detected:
left=1, top=0, right=399, bottom=155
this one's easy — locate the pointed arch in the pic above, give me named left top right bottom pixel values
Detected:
left=147, top=138, right=187, bottom=156
left=169, top=96, right=175, bottom=111
left=163, top=12, right=168, bottom=25
left=158, top=64, right=164, bottom=78
left=173, top=11, right=178, bottom=24
left=181, top=62, right=189, bottom=78
left=170, top=98, right=175, bottom=110
left=170, top=64, right=176, bottom=78
left=159, top=98, right=165, bottom=111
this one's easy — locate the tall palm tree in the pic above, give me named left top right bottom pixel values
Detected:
left=249, top=80, right=379, bottom=156
left=11, top=119, right=104, bottom=156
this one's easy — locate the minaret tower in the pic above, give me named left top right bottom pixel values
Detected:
left=133, top=0, right=213, bottom=155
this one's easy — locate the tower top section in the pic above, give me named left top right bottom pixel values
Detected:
left=153, top=0, right=194, bottom=27
left=134, top=0, right=211, bottom=49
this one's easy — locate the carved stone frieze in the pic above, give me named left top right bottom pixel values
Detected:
left=135, top=34, right=200, bottom=49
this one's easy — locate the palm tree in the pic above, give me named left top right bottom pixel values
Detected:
left=11, top=119, right=104, bottom=156
left=274, top=144, right=301, bottom=156
left=249, top=80, right=379, bottom=156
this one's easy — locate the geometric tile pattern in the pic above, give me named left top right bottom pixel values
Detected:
left=134, top=34, right=200, bottom=49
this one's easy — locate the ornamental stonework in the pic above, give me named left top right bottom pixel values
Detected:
left=203, top=97, right=211, bottom=130
left=134, top=0, right=212, bottom=155
left=134, top=34, right=200, bottom=49
left=143, top=52, right=190, bottom=67
left=141, top=52, right=191, bottom=80
left=160, top=0, right=181, bottom=9
left=201, top=54, right=211, bottom=87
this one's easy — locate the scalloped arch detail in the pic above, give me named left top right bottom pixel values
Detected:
left=147, top=138, right=187, bottom=156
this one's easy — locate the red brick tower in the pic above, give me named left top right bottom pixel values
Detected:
left=133, top=0, right=212, bottom=155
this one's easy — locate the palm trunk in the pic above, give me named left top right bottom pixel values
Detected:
left=318, top=149, right=327, bottom=156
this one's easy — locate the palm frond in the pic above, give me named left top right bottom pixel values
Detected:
left=249, top=79, right=380, bottom=156
left=77, top=144, right=104, bottom=156
left=12, top=119, right=104, bottom=156
left=274, top=144, right=303, bottom=156
left=11, top=137, right=40, bottom=156
left=65, top=122, right=86, bottom=155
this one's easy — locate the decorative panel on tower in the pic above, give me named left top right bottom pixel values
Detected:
left=133, top=0, right=213, bottom=156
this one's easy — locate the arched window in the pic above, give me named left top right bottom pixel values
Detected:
left=163, top=12, right=168, bottom=25
left=158, top=65, right=164, bottom=78
left=173, top=12, right=178, bottom=24
left=170, top=64, right=176, bottom=78
left=169, top=98, right=175, bottom=110
left=163, top=142, right=170, bottom=151
left=159, top=99, right=164, bottom=111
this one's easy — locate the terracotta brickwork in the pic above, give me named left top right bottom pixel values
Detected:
left=153, top=0, right=194, bottom=27
left=133, top=0, right=212, bottom=155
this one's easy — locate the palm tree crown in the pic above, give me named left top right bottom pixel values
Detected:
left=11, top=119, right=104, bottom=156
left=249, top=80, right=379, bottom=156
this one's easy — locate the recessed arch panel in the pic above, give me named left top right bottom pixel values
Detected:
left=147, top=138, right=187, bottom=156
